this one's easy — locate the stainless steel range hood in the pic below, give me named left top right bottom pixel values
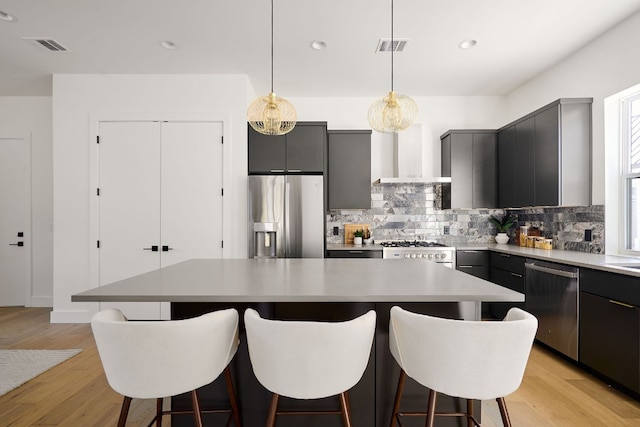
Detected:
left=373, top=124, right=452, bottom=185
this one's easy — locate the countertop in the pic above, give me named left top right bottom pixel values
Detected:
left=327, top=242, right=640, bottom=278
left=457, top=243, right=640, bottom=277
left=71, top=258, right=523, bottom=304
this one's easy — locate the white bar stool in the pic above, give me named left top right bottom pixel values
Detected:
left=244, top=308, right=376, bottom=427
left=91, top=308, right=242, bottom=427
left=389, top=306, right=538, bottom=427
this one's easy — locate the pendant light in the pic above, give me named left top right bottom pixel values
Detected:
left=247, top=0, right=297, bottom=136
left=368, top=0, right=418, bottom=133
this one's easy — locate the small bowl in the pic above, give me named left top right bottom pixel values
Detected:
left=363, top=237, right=374, bottom=245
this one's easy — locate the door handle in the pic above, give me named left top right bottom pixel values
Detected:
left=9, top=242, right=24, bottom=247
left=143, top=245, right=159, bottom=252
left=162, top=246, right=173, bottom=252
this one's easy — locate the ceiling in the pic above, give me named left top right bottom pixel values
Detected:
left=1, top=0, right=640, bottom=98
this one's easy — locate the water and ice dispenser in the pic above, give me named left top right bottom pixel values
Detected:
left=253, top=222, right=278, bottom=259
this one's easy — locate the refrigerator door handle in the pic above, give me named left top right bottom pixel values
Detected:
left=284, top=180, right=290, bottom=257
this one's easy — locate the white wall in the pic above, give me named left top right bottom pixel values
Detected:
left=0, top=96, right=53, bottom=306
left=289, top=96, right=506, bottom=179
left=503, top=9, right=640, bottom=205
left=51, top=75, right=252, bottom=322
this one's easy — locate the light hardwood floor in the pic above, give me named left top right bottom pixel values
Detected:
left=2, top=307, right=640, bottom=426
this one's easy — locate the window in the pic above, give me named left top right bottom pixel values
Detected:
left=622, top=93, right=640, bottom=252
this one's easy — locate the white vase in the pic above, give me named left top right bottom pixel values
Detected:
left=353, top=236, right=363, bottom=245
left=495, top=233, right=509, bottom=244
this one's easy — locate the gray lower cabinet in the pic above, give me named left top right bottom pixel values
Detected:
left=327, top=130, right=372, bottom=209
left=248, top=122, right=327, bottom=174
left=488, top=252, right=526, bottom=319
left=456, top=250, right=488, bottom=280
left=496, top=98, right=592, bottom=208
left=579, top=268, right=640, bottom=394
left=441, top=130, right=497, bottom=209
left=326, top=249, right=382, bottom=258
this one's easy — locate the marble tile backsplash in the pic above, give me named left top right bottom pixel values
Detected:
left=326, top=183, right=605, bottom=254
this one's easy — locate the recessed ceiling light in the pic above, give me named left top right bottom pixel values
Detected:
left=0, top=10, right=16, bottom=22
left=160, top=40, right=177, bottom=50
left=310, top=40, right=327, bottom=50
left=458, top=39, right=477, bottom=49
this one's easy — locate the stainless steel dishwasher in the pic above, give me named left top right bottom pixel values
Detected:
left=525, top=259, right=579, bottom=360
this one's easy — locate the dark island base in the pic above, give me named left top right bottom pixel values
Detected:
left=170, top=302, right=480, bottom=427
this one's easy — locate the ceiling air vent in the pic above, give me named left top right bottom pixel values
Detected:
left=22, top=37, right=71, bottom=52
left=375, top=38, right=410, bottom=53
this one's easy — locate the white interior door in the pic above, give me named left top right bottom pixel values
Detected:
left=98, top=122, right=162, bottom=319
left=0, top=137, right=30, bottom=306
left=96, top=121, right=224, bottom=319
left=160, top=122, right=224, bottom=265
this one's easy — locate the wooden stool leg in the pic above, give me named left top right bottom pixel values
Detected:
left=390, top=369, right=407, bottom=427
left=117, top=396, right=132, bottom=427
left=266, top=393, right=279, bottom=427
left=339, top=391, right=352, bottom=427
left=496, top=397, right=512, bottom=427
left=425, top=390, right=437, bottom=427
left=224, top=366, right=242, bottom=427
left=191, top=390, right=204, bottom=427
left=467, top=398, right=474, bottom=427
left=156, top=397, right=163, bottom=426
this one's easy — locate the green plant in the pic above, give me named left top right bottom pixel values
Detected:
left=353, top=229, right=364, bottom=238
left=489, top=213, right=516, bottom=233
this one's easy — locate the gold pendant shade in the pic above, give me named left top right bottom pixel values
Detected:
left=368, top=0, right=418, bottom=133
left=248, top=92, right=297, bottom=136
left=368, top=90, right=418, bottom=133
left=247, top=0, right=297, bottom=136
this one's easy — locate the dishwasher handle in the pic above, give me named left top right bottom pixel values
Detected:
left=524, top=262, right=578, bottom=279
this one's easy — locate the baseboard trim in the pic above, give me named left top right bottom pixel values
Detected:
left=29, top=296, right=53, bottom=307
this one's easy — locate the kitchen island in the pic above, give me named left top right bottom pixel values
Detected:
left=73, top=258, right=523, bottom=427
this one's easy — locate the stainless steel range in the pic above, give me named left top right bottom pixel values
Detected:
left=379, top=241, right=455, bottom=268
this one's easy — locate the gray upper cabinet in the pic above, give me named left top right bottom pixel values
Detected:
left=327, top=130, right=372, bottom=210
left=248, top=122, right=327, bottom=174
left=498, top=116, right=540, bottom=208
left=497, top=98, right=592, bottom=208
left=441, top=130, right=496, bottom=208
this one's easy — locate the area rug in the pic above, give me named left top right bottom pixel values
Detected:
left=0, top=349, right=82, bottom=397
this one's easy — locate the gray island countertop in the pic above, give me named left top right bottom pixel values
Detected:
left=71, top=258, right=523, bottom=303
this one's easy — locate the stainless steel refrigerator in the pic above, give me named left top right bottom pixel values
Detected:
left=248, top=175, right=324, bottom=258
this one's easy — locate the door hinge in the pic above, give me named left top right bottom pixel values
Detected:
left=96, top=136, right=100, bottom=144
left=221, top=136, right=224, bottom=144
left=221, top=241, right=224, bottom=249
left=97, top=188, right=100, bottom=196
left=97, top=240, right=100, bottom=248
left=221, top=188, right=224, bottom=196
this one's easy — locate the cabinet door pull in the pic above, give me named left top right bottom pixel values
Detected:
left=458, top=265, right=473, bottom=268
left=270, top=169, right=285, bottom=173
left=287, top=169, right=302, bottom=173
left=500, top=254, right=511, bottom=258
left=510, top=272, right=523, bottom=278
left=348, top=251, right=364, bottom=254
left=462, top=250, right=480, bottom=253
left=609, top=299, right=635, bottom=309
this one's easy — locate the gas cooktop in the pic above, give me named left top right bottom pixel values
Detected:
left=378, top=240, right=447, bottom=248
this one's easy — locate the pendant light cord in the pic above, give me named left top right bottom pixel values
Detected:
left=391, top=0, right=394, bottom=92
left=271, top=0, right=274, bottom=93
